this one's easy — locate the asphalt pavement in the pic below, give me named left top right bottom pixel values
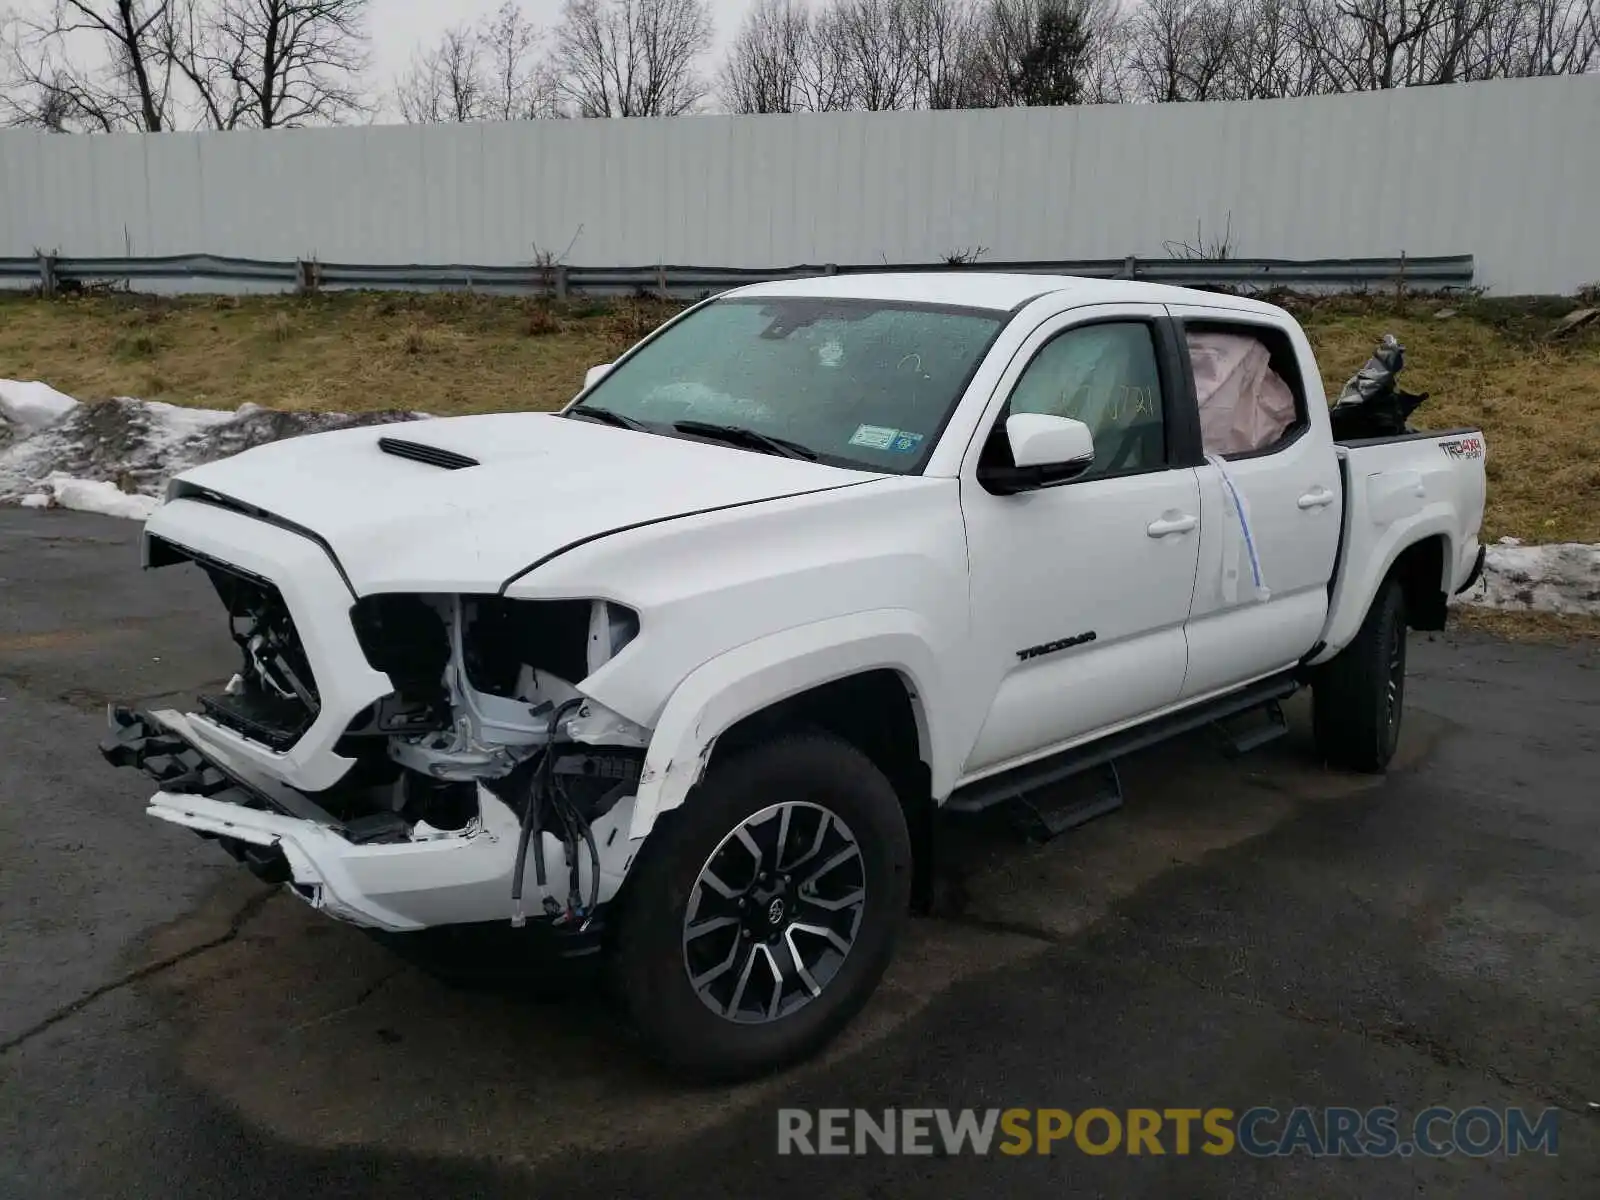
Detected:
left=2, top=508, right=1597, bottom=1199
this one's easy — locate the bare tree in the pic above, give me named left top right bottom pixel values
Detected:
left=395, top=25, right=482, bottom=122
left=1126, top=0, right=1238, bottom=100
left=550, top=0, right=713, bottom=117
left=0, top=69, right=79, bottom=129
left=1222, top=0, right=1326, bottom=98
left=480, top=0, right=561, bottom=119
left=718, top=0, right=815, bottom=112
left=904, top=0, right=983, bottom=108
left=174, top=0, right=369, bottom=129
left=816, top=0, right=923, bottom=110
left=1, top=0, right=174, bottom=131
left=1497, top=0, right=1599, bottom=74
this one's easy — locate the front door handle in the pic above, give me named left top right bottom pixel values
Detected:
left=1297, top=487, right=1336, bottom=510
left=1147, top=513, right=1198, bottom=537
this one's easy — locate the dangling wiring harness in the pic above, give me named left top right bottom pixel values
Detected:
left=509, top=698, right=642, bottom=932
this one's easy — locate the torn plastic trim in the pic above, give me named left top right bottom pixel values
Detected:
left=145, top=782, right=643, bottom=931
left=110, top=707, right=646, bottom=929
left=144, top=787, right=519, bottom=931
left=103, top=705, right=343, bottom=827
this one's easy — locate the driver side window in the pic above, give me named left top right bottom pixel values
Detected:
left=996, top=322, right=1166, bottom=482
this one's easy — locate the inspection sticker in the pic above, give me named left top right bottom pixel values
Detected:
left=849, top=425, right=926, bottom=453
left=848, top=424, right=900, bottom=450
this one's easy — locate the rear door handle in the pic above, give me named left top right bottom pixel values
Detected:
left=1297, top=487, right=1336, bottom=510
left=1147, top=513, right=1198, bottom=537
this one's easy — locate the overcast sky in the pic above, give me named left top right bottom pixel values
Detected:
left=371, top=0, right=756, bottom=89
left=3, top=0, right=759, bottom=121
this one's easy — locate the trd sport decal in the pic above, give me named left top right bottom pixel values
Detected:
left=1439, top=436, right=1484, bottom=460
left=1017, top=631, right=1098, bottom=661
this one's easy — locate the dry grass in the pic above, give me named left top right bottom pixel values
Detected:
left=0, top=291, right=679, bottom=417
left=1289, top=293, right=1600, bottom=544
left=1, top=288, right=1596, bottom=542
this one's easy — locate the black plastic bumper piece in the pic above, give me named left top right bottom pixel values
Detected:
left=100, top=707, right=235, bottom=798
left=100, top=705, right=337, bottom=827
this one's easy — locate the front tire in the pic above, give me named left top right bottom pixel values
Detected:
left=614, top=732, right=912, bottom=1081
left=1313, top=576, right=1408, bottom=773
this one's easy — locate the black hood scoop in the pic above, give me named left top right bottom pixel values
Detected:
left=378, top=436, right=480, bottom=471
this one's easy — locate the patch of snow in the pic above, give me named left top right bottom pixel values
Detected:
left=0, top=381, right=419, bottom=511
left=19, top=492, right=51, bottom=509
left=0, top=379, right=80, bottom=431
left=1455, top=542, right=1600, bottom=617
left=36, top=474, right=160, bottom=520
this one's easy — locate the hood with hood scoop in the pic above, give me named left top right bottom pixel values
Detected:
left=162, top=412, right=882, bottom=594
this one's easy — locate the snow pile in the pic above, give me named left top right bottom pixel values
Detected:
left=0, top=382, right=420, bottom=517
left=24, top=474, right=161, bottom=520
left=1456, top=538, right=1600, bottom=617
left=0, top=380, right=80, bottom=432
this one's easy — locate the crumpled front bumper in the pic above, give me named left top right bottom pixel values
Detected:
left=102, top=707, right=537, bottom=933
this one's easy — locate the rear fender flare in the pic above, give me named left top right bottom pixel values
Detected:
left=1312, top=515, right=1455, bottom=665
left=626, top=611, right=949, bottom=841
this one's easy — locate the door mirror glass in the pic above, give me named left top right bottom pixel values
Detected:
left=1008, top=413, right=1095, bottom=469
left=583, top=363, right=613, bottom=391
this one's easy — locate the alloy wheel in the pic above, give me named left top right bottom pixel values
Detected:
left=681, top=801, right=866, bottom=1024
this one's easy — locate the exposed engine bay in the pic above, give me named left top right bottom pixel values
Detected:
left=107, top=536, right=654, bottom=932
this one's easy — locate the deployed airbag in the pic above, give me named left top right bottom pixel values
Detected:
left=1187, top=332, right=1296, bottom=456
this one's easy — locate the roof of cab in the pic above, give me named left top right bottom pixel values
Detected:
left=729, top=271, right=1287, bottom=318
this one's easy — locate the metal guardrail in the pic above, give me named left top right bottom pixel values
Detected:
left=0, top=252, right=1476, bottom=297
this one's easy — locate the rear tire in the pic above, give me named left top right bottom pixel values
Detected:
left=614, top=731, right=912, bottom=1081
left=1313, top=576, right=1408, bottom=773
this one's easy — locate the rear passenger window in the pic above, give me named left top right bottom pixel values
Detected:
left=999, top=322, right=1166, bottom=481
left=1186, top=325, right=1307, bottom=457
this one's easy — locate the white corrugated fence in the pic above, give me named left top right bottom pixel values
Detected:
left=1, top=74, right=1596, bottom=295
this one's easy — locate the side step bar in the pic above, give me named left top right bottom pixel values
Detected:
left=1008, top=761, right=1125, bottom=841
left=1216, top=699, right=1290, bottom=757
left=946, top=672, right=1301, bottom=825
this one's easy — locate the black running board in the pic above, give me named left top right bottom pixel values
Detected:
left=1008, top=761, right=1125, bottom=841
left=1216, top=699, right=1289, bottom=757
left=946, top=672, right=1300, bottom=815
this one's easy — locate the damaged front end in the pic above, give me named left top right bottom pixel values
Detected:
left=105, top=538, right=653, bottom=937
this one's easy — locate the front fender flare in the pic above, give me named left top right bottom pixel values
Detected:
left=626, top=610, right=950, bottom=841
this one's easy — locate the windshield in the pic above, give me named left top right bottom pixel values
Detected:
left=568, top=296, right=1005, bottom=472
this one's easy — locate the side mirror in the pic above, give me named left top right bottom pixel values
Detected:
left=978, top=414, right=1096, bottom=495
left=583, top=363, right=613, bottom=391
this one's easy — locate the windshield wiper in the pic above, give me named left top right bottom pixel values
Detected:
left=671, top=420, right=819, bottom=461
left=567, top=406, right=650, bottom=432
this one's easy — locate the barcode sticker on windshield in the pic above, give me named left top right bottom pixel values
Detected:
left=849, top=424, right=899, bottom=450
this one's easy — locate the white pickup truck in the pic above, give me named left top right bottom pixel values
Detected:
left=103, top=274, right=1487, bottom=1079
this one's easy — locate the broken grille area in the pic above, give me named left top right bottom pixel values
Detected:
left=151, top=537, right=322, bottom=750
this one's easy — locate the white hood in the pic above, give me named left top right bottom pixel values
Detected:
left=166, top=412, right=879, bottom=593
